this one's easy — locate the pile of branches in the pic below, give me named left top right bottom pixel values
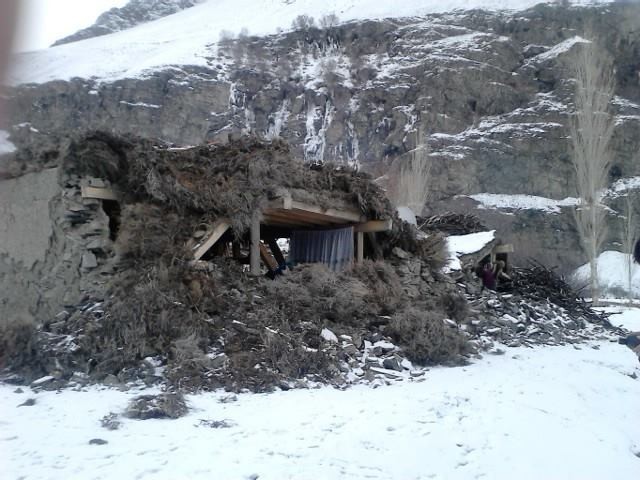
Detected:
left=510, top=260, right=614, bottom=326
left=418, top=212, right=486, bottom=235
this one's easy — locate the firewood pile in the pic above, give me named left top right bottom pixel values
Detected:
left=418, top=212, right=486, bottom=235
left=509, top=260, right=614, bottom=326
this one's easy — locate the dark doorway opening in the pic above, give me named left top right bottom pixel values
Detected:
left=102, top=200, right=121, bottom=241
left=634, top=239, right=640, bottom=265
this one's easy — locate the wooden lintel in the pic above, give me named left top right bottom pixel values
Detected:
left=494, top=244, right=514, bottom=254
left=262, top=214, right=318, bottom=228
left=192, top=218, right=231, bottom=260
left=81, top=186, right=119, bottom=201
left=354, top=219, right=393, bottom=233
left=264, top=209, right=336, bottom=226
left=290, top=200, right=365, bottom=223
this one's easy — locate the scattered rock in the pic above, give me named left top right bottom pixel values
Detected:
left=100, top=412, right=121, bottom=430
left=197, top=419, right=235, bottom=429
left=125, top=393, right=188, bottom=420
left=320, top=328, right=338, bottom=343
left=89, top=438, right=108, bottom=445
left=81, top=252, right=98, bottom=270
left=218, top=394, right=238, bottom=404
left=17, top=398, right=36, bottom=407
left=13, top=388, right=24, bottom=394
left=383, top=357, right=404, bottom=372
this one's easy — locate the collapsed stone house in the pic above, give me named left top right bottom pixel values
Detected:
left=2, top=132, right=468, bottom=389
left=0, top=132, right=397, bottom=327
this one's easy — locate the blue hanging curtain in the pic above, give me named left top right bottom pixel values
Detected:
left=290, top=226, right=354, bottom=271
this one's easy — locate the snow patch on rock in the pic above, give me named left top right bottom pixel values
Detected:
left=0, top=130, right=16, bottom=154
left=467, top=193, right=579, bottom=213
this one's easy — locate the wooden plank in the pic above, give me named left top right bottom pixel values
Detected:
left=262, top=214, right=317, bottom=228
left=267, top=238, right=286, bottom=267
left=290, top=200, right=365, bottom=223
left=265, top=209, right=338, bottom=226
left=263, top=209, right=327, bottom=226
left=356, top=231, right=364, bottom=263
left=259, top=243, right=279, bottom=271
left=250, top=213, right=260, bottom=276
left=81, top=186, right=119, bottom=201
left=494, top=244, right=514, bottom=254
left=354, top=219, right=393, bottom=233
left=192, top=218, right=230, bottom=260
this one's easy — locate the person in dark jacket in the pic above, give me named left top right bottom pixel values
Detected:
left=480, top=262, right=496, bottom=292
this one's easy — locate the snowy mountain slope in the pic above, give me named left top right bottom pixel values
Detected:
left=3, top=339, right=639, bottom=479
left=52, top=0, right=204, bottom=47
left=8, top=0, right=613, bottom=85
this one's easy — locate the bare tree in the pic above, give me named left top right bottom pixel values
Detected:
left=569, top=40, right=616, bottom=305
left=291, top=14, right=315, bottom=31
left=389, top=122, right=432, bottom=216
left=319, top=13, right=339, bottom=29
left=621, top=193, right=638, bottom=303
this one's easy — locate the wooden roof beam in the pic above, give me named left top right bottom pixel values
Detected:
left=354, top=219, right=393, bottom=233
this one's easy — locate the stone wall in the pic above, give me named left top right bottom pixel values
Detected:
left=0, top=167, right=117, bottom=326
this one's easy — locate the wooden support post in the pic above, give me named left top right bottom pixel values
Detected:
left=267, top=238, right=286, bottom=267
left=250, top=213, right=260, bottom=276
left=356, top=231, right=364, bottom=263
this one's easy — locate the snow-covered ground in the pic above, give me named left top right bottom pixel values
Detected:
left=573, top=251, right=640, bottom=298
left=8, top=0, right=614, bottom=85
left=602, top=304, right=640, bottom=332
left=2, top=334, right=639, bottom=480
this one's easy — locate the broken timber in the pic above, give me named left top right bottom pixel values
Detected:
left=192, top=218, right=231, bottom=261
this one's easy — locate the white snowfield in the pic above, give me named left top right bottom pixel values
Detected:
left=2, top=336, right=639, bottom=480
left=7, top=0, right=613, bottom=85
left=573, top=250, right=640, bottom=297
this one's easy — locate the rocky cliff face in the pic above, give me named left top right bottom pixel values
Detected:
left=52, top=0, right=202, bottom=47
left=3, top=3, right=640, bottom=282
